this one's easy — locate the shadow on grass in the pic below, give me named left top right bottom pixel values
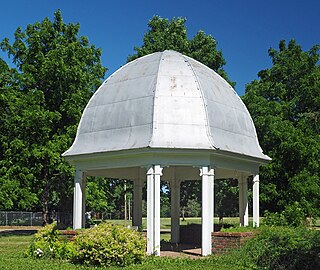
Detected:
left=0, top=230, right=37, bottom=237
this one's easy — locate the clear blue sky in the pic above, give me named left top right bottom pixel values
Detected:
left=0, top=0, right=319, bottom=95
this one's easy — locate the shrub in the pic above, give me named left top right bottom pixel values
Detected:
left=225, top=226, right=320, bottom=270
left=263, top=210, right=288, bottom=226
left=25, top=222, right=75, bottom=260
left=282, top=202, right=307, bottom=227
left=72, top=222, right=146, bottom=267
left=264, top=202, right=310, bottom=227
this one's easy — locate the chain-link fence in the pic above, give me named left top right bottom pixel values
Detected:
left=0, top=211, right=42, bottom=226
left=0, top=211, right=72, bottom=227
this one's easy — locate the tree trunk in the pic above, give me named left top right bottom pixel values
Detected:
left=219, top=216, right=223, bottom=224
left=41, top=170, right=50, bottom=226
left=182, top=207, right=185, bottom=221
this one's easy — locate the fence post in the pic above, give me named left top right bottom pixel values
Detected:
left=30, top=212, right=33, bottom=226
left=5, top=212, right=8, bottom=226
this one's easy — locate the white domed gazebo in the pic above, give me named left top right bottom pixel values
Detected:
left=63, top=50, right=270, bottom=256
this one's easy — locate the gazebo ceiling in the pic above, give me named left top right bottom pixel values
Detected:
left=63, top=50, right=270, bottom=163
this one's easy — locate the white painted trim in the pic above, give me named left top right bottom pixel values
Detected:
left=239, top=175, right=249, bottom=227
left=73, top=170, right=85, bottom=229
left=253, top=174, right=260, bottom=227
left=146, top=165, right=163, bottom=256
left=200, top=166, right=214, bottom=256
left=65, top=148, right=264, bottom=179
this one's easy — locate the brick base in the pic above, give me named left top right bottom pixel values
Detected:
left=59, top=230, right=78, bottom=241
left=212, top=231, right=254, bottom=254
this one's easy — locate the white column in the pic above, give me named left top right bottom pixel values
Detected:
left=82, top=174, right=86, bottom=228
left=200, top=166, right=214, bottom=256
left=73, top=170, right=85, bottom=230
left=253, top=174, right=260, bottom=227
left=133, top=178, right=143, bottom=227
left=239, top=176, right=249, bottom=227
left=147, top=165, right=162, bottom=256
left=170, top=180, right=180, bottom=244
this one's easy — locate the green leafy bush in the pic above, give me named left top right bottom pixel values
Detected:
left=226, top=226, right=320, bottom=270
left=264, top=202, right=308, bottom=227
left=25, top=222, right=75, bottom=260
left=72, top=222, right=146, bottom=267
left=263, top=210, right=288, bottom=226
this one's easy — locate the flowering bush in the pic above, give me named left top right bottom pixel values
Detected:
left=26, top=222, right=146, bottom=267
left=72, top=223, right=146, bottom=267
left=25, top=222, right=75, bottom=260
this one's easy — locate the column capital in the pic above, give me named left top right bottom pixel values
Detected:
left=199, top=166, right=215, bottom=177
left=147, top=165, right=163, bottom=176
left=253, top=174, right=260, bottom=183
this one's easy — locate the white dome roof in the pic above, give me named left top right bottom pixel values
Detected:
left=63, top=50, right=269, bottom=160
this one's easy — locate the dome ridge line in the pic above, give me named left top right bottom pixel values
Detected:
left=62, top=52, right=160, bottom=157
left=181, top=53, right=218, bottom=150
left=148, top=51, right=164, bottom=147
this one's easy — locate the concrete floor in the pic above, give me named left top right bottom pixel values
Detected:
left=160, top=242, right=203, bottom=258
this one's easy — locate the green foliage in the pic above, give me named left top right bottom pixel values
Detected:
left=73, top=223, right=146, bottom=267
left=128, top=16, right=234, bottom=86
left=86, top=177, right=111, bottom=213
left=226, top=226, right=320, bottom=270
left=0, top=10, right=106, bottom=221
left=263, top=210, right=288, bottom=227
left=25, top=222, right=146, bottom=267
left=264, top=202, right=311, bottom=227
left=86, top=178, right=135, bottom=219
left=2, top=234, right=248, bottom=270
left=243, top=39, right=320, bottom=221
left=25, top=222, right=75, bottom=260
left=160, top=195, right=171, bottom=217
left=184, top=199, right=201, bottom=217
left=215, top=179, right=239, bottom=220
left=180, top=179, right=241, bottom=220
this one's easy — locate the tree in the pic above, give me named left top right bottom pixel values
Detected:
left=180, top=180, right=201, bottom=220
left=128, top=16, right=234, bottom=86
left=215, top=179, right=239, bottom=223
left=0, top=10, right=106, bottom=223
left=242, top=40, right=320, bottom=222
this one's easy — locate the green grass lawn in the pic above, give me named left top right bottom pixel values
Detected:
left=0, top=234, right=87, bottom=270
left=0, top=233, right=245, bottom=270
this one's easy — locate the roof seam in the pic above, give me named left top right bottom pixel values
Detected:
left=63, top=53, right=159, bottom=157
left=181, top=54, right=218, bottom=150
left=209, top=126, right=256, bottom=138
left=148, top=52, right=163, bottom=147
left=104, top=73, right=157, bottom=86
left=79, top=123, right=153, bottom=134
left=88, top=95, right=154, bottom=107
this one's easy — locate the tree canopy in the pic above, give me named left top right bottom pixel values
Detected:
left=0, top=10, right=106, bottom=223
left=243, top=40, right=320, bottom=221
left=1, top=11, right=319, bottom=226
left=128, top=16, right=234, bottom=86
